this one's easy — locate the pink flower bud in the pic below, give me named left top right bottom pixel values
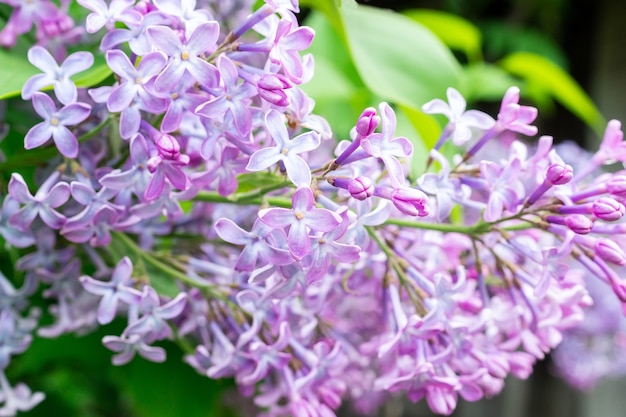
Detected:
left=592, top=197, right=625, bottom=221
left=606, top=175, right=626, bottom=198
left=546, top=163, right=573, bottom=185
left=595, top=239, right=626, bottom=265
left=391, top=187, right=429, bottom=217
left=155, top=133, right=181, bottom=160
left=328, top=176, right=374, bottom=200
left=355, top=107, right=379, bottom=137
left=564, top=214, right=593, bottom=234
left=347, top=177, right=374, bottom=200
left=257, top=74, right=290, bottom=107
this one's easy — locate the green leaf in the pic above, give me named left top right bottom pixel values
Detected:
left=403, top=9, right=482, bottom=62
left=463, top=62, right=519, bottom=102
left=482, top=22, right=569, bottom=70
left=499, top=51, right=606, bottom=134
left=339, top=3, right=462, bottom=111
left=0, top=38, right=40, bottom=100
left=236, top=171, right=287, bottom=194
left=302, top=10, right=371, bottom=138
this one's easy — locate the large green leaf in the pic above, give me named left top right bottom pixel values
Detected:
left=499, top=52, right=605, bottom=134
left=397, top=105, right=441, bottom=180
left=339, top=4, right=462, bottom=110
left=302, top=10, right=372, bottom=138
left=463, top=62, right=519, bottom=102
left=403, top=9, right=482, bottom=62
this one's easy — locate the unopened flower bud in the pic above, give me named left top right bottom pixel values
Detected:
left=328, top=176, right=374, bottom=200
left=595, top=239, right=626, bottom=265
left=606, top=175, right=626, bottom=198
left=592, top=197, right=625, bottom=221
left=546, top=163, right=573, bottom=185
left=564, top=214, right=593, bottom=234
left=390, top=187, right=429, bottom=217
left=257, top=74, right=290, bottom=107
left=155, top=133, right=180, bottom=160
left=347, top=177, right=374, bottom=200
left=355, top=107, right=379, bottom=137
left=548, top=214, right=594, bottom=234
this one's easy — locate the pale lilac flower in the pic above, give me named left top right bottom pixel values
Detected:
left=480, top=158, right=524, bottom=222
left=422, top=87, right=495, bottom=147
left=124, top=287, right=187, bottom=343
left=246, top=110, right=320, bottom=186
left=496, top=86, right=538, bottom=136
left=214, top=218, right=293, bottom=271
left=0, top=197, right=35, bottom=248
left=269, top=17, right=314, bottom=83
left=99, top=133, right=153, bottom=199
left=62, top=206, right=120, bottom=247
left=152, top=0, right=212, bottom=37
left=103, top=333, right=166, bottom=365
left=105, top=50, right=168, bottom=114
left=77, top=0, right=142, bottom=33
left=79, top=257, right=142, bottom=325
left=8, top=172, right=69, bottom=230
left=202, top=146, right=248, bottom=196
left=148, top=22, right=220, bottom=92
left=258, top=187, right=341, bottom=259
left=361, top=103, right=413, bottom=188
left=24, top=92, right=91, bottom=158
left=575, top=120, right=626, bottom=181
left=0, top=371, right=45, bottom=416
left=100, top=10, right=171, bottom=55
left=195, top=56, right=256, bottom=136
left=22, top=46, right=94, bottom=105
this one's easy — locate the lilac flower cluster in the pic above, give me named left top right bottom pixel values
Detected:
left=0, top=1, right=625, bottom=416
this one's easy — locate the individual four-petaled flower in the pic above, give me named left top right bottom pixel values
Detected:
left=24, top=92, right=91, bottom=158
left=246, top=109, right=320, bottom=186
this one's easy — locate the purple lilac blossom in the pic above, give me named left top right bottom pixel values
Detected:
left=4, top=2, right=626, bottom=416
left=24, top=92, right=91, bottom=158
left=22, top=46, right=94, bottom=105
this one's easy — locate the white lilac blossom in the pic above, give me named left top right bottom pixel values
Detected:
left=1, top=1, right=626, bottom=417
